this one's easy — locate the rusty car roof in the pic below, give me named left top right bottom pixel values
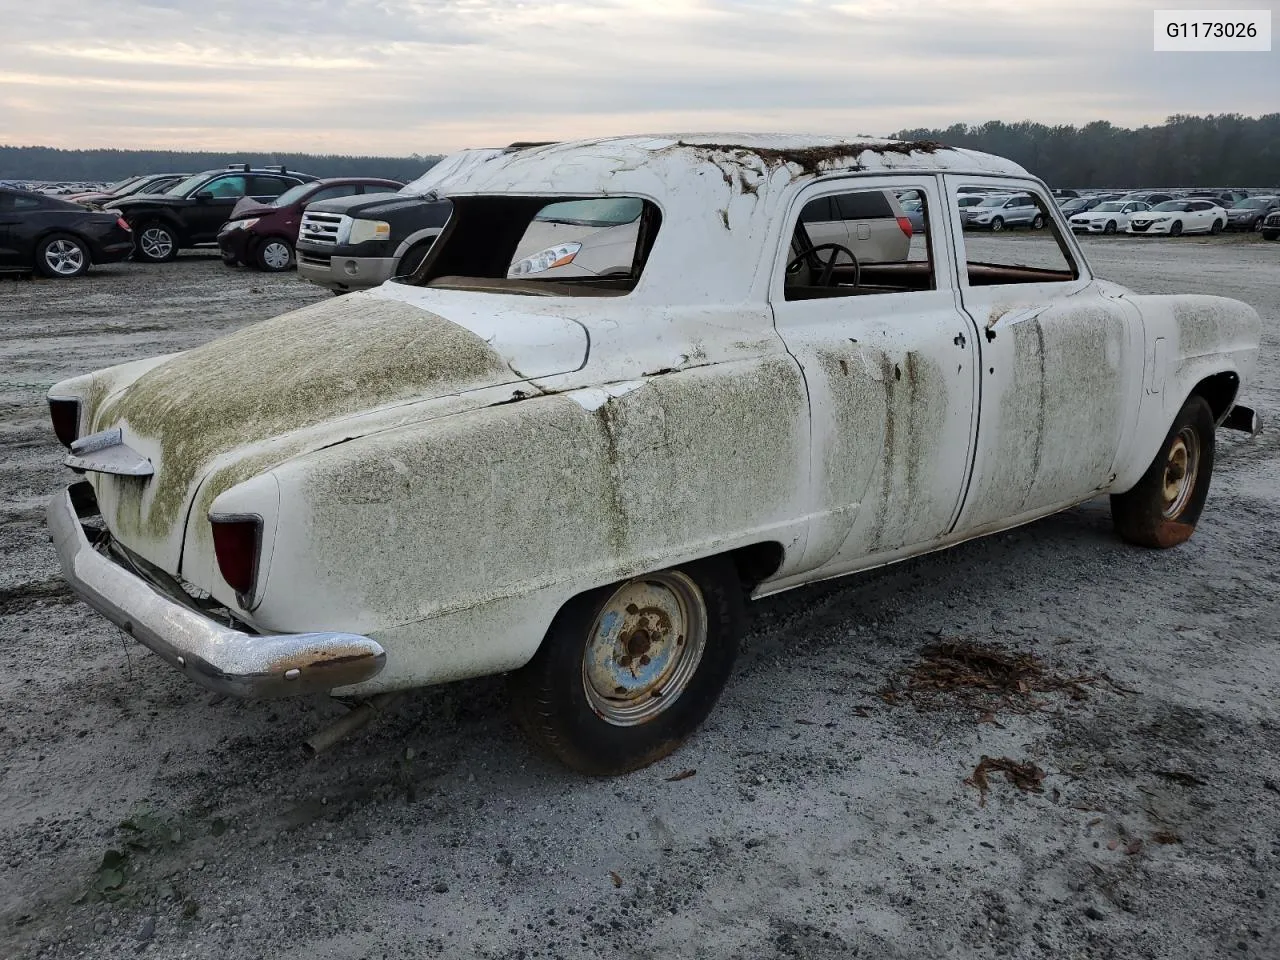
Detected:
left=432, top=134, right=1030, bottom=199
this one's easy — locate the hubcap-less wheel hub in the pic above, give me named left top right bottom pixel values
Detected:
left=582, top=572, right=708, bottom=726
left=1161, top=427, right=1200, bottom=519
left=141, top=228, right=173, bottom=259
left=45, top=240, right=84, bottom=275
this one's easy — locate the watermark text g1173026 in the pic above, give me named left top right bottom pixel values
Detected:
left=1154, top=10, right=1271, bottom=51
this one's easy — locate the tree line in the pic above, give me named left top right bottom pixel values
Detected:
left=0, top=146, right=441, bottom=183
left=891, top=114, right=1280, bottom=188
left=6, top=113, right=1279, bottom=188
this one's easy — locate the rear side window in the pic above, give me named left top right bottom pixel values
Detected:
left=799, top=197, right=835, bottom=223
left=413, top=195, right=661, bottom=297
left=249, top=176, right=291, bottom=198
left=835, top=192, right=893, bottom=220
left=309, top=185, right=361, bottom=204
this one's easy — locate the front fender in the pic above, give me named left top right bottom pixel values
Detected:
left=1112, top=294, right=1260, bottom=491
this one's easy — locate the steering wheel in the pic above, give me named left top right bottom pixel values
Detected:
left=786, top=242, right=860, bottom=289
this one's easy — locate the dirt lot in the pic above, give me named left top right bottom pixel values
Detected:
left=2, top=237, right=1278, bottom=960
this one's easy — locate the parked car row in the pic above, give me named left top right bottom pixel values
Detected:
left=0, top=165, right=407, bottom=278
left=1056, top=188, right=1280, bottom=237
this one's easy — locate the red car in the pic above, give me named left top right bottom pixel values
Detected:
left=216, top=177, right=403, bottom=271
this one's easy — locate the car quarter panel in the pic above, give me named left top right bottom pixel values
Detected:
left=249, top=356, right=812, bottom=693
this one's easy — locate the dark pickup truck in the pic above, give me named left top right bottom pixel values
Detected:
left=296, top=192, right=450, bottom=293
left=295, top=146, right=550, bottom=293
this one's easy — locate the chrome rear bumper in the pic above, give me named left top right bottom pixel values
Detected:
left=47, top=481, right=385, bottom=698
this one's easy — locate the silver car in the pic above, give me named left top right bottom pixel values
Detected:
left=795, top=189, right=914, bottom=262
left=963, top=193, right=1045, bottom=231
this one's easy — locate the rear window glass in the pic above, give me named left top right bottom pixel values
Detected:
left=409, top=196, right=660, bottom=297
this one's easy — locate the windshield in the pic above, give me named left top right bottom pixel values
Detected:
left=1236, top=198, right=1269, bottom=209
left=977, top=197, right=1009, bottom=208
left=166, top=173, right=211, bottom=196
left=534, top=198, right=643, bottom=227
left=1151, top=201, right=1189, bottom=212
left=104, top=176, right=142, bottom=194
left=272, top=183, right=313, bottom=208
left=1094, top=202, right=1124, bottom=212
left=121, top=177, right=166, bottom=197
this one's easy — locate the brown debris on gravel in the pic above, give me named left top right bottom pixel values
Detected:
left=965, top=756, right=1047, bottom=807
left=880, top=640, right=1105, bottom=713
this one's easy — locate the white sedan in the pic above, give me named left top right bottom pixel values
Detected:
left=1070, top=200, right=1150, bottom=235
left=1127, top=199, right=1228, bottom=236
left=44, top=135, right=1262, bottom=774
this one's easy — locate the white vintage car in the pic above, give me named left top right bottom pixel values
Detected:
left=46, top=135, right=1261, bottom=774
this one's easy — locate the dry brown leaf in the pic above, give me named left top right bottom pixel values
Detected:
left=609, top=871, right=623, bottom=888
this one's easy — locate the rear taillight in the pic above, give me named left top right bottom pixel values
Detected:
left=48, top=397, right=81, bottom=448
left=896, top=215, right=913, bottom=238
left=116, top=217, right=132, bottom=232
left=210, top=515, right=263, bottom=602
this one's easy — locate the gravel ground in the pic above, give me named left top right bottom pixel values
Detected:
left=1, top=237, right=1278, bottom=960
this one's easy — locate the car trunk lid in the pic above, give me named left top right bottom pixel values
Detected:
left=86, top=288, right=588, bottom=573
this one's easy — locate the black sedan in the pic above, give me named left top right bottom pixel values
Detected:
left=0, top=187, right=134, bottom=278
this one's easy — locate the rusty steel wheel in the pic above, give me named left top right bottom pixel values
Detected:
left=511, top=557, right=742, bottom=775
left=1160, top=426, right=1200, bottom=520
left=581, top=572, right=708, bottom=726
left=1111, top=395, right=1215, bottom=548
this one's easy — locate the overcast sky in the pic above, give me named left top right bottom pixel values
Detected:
left=1, top=0, right=1274, bottom=154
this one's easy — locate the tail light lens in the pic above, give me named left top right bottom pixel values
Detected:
left=116, top=217, right=132, bottom=232
left=896, top=215, right=913, bottom=238
left=210, top=515, right=263, bottom=603
left=48, top=397, right=81, bottom=448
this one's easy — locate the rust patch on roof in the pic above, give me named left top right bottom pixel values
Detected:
left=675, top=139, right=946, bottom=175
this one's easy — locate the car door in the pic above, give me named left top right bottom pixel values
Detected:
left=188, top=174, right=249, bottom=241
left=943, top=175, right=1144, bottom=532
left=771, top=175, right=979, bottom=574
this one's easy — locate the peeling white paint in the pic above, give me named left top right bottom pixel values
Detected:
left=565, top=380, right=647, bottom=412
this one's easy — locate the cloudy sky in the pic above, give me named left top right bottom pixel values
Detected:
left=0, top=0, right=1274, bottom=153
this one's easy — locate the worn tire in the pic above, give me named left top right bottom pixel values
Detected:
left=1111, top=395, right=1215, bottom=549
left=1103, top=220, right=1117, bottom=235
left=1210, top=219, right=1224, bottom=235
left=510, top=557, right=743, bottom=776
left=1031, top=213, right=1045, bottom=230
left=254, top=236, right=295, bottom=272
left=396, top=239, right=435, bottom=278
left=34, top=233, right=90, bottom=278
left=990, top=217, right=1005, bottom=232
left=134, top=221, right=179, bottom=262
left=1169, top=221, right=1183, bottom=238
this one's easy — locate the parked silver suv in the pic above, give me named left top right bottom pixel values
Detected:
left=962, top=193, right=1045, bottom=231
